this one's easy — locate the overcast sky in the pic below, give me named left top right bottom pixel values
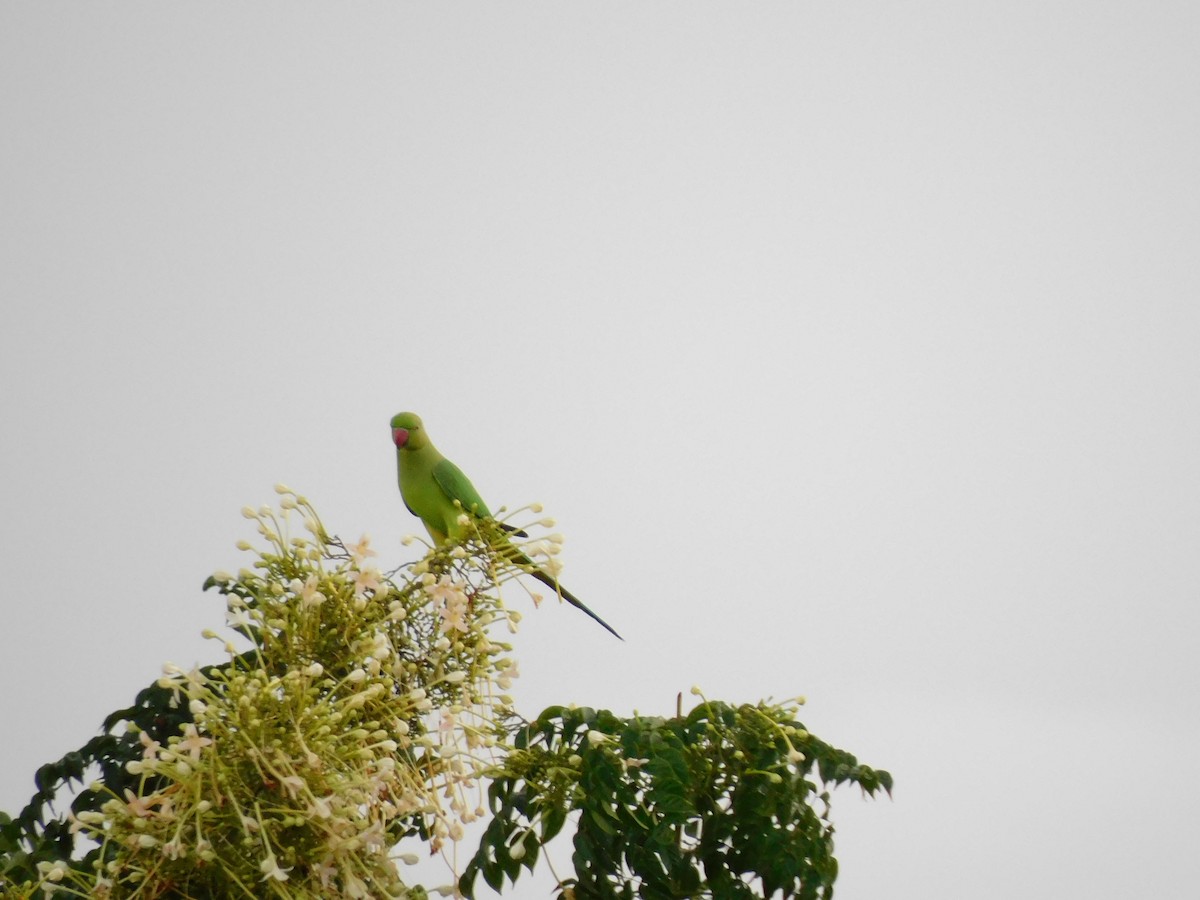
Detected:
left=2, top=4, right=1198, bottom=898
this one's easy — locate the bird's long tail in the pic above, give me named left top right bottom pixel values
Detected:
left=480, top=527, right=623, bottom=640
left=526, top=565, right=624, bottom=641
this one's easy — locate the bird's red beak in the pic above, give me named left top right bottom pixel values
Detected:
left=392, top=428, right=409, bottom=447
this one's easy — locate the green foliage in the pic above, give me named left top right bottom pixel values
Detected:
left=0, top=662, right=226, bottom=890
left=0, top=490, right=891, bottom=898
left=463, top=700, right=891, bottom=899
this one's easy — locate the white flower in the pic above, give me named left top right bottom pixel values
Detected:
left=37, top=860, right=68, bottom=882
left=354, top=567, right=382, bottom=598
left=426, top=575, right=470, bottom=634
left=296, top=574, right=326, bottom=608
left=259, top=853, right=292, bottom=882
left=281, top=775, right=306, bottom=799
left=497, top=661, right=520, bottom=690
left=366, top=631, right=391, bottom=659
left=138, top=730, right=162, bottom=760
left=348, top=534, right=378, bottom=565
left=314, top=858, right=337, bottom=887
left=176, top=724, right=212, bottom=761
left=226, top=607, right=254, bottom=630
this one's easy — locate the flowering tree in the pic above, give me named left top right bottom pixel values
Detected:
left=0, top=489, right=890, bottom=898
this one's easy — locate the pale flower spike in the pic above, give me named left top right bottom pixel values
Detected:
left=57, top=488, right=522, bottom=898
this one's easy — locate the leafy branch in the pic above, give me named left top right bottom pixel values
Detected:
left=0, top=489, right=890, bottom=898
left=464, top=700, right=890, bottom=899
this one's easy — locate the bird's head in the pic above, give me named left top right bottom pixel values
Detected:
left=390, top=412, right=428, bottom=450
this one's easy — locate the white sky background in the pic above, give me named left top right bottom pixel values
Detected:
left=2, top=3, right=1198, bottom=897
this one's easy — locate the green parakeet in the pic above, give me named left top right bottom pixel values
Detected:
left=390, top=412, right=622, bottom=640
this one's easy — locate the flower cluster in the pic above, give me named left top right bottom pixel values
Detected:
left=54, top=487, right=524, bottom=898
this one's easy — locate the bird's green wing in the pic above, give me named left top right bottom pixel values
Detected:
left=432, top=458, right=492, bottom=519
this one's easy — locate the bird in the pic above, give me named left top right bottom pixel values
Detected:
left=390, top=411, right=622, bottom=639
